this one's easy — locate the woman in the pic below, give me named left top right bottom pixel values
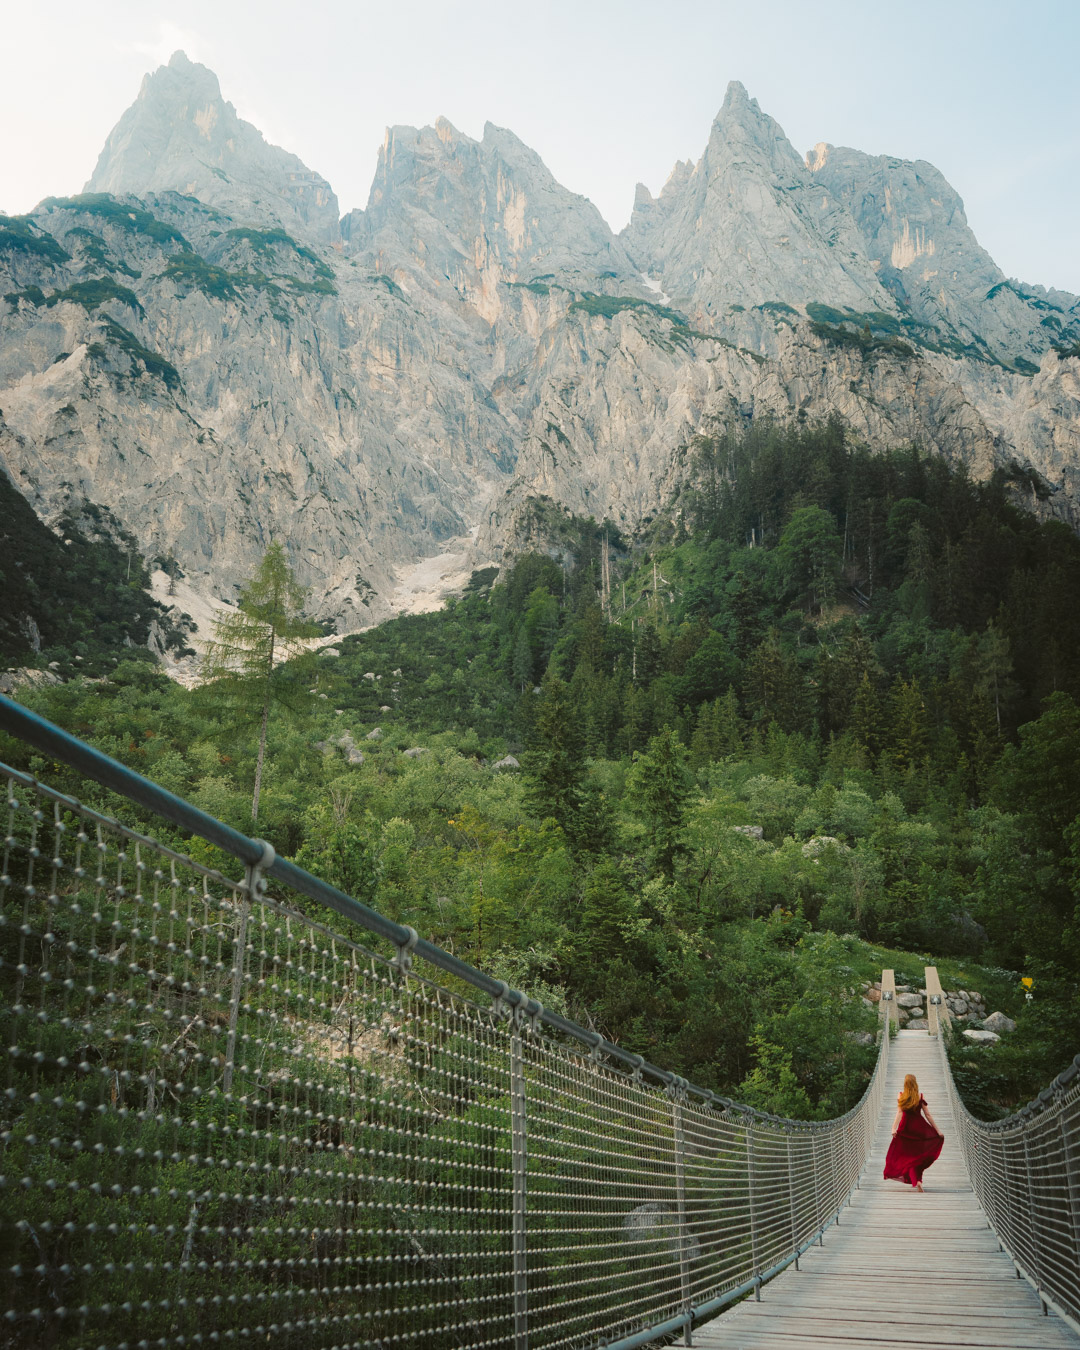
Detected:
left=883, top=1073, right=943, bottom=1191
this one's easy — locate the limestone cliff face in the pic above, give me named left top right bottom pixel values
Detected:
left=0, top=193, right=514, bottom=626
left=2, top=55, right=1079, bottom=635
left=622, top=83, right=892, bottom=326
left=806, top=142, right=1080, bottom=364
left=352, top=118, right=636, bottom=296
left=86, top=52, right=340, bottom=244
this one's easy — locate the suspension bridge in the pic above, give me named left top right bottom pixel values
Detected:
left=0, top=693, right=1077, bottom=1350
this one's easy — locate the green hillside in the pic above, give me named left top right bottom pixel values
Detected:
left=4, top=420, right=1078, bottom=1118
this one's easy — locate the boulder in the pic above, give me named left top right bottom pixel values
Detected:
left=946, top=910, right=988, bottom=950
left=337, top=733, right=364, bottom=765
left=363, top=672, right=376, bottom=681
left=0, top=668, right=63, bottom=694
left=380, top=705, right=392, bottom=712
left=492, top=755, right=521, bottom=771
left=963, top=1029, right=1000, bottom=1045
left=402, top=746, right=429, bottom=758
left=365, top=727, right=383, bottom=740
left=324, top=647, right=341, bottom=657
left=982, top=1011, right=1016, bottom=1035
left=947, top=997, right=969, bottom=1016
left=896, top=993, right=924, bottom=1009
left=623, top=1202, right=701, bottom=1264
left=802, top=835, right=846, bottom=857
left=316, top=733, right=364, bottom=765
left=846, top=1031, right=875, bottom=1046
left=865, top=987, right=881, bottom=1003
left=906, top=1019, right=929, bottom=1031
left=732, top=825, right=764, bottom=840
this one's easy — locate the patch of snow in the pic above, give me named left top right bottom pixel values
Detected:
left=639, top=272, right=672, bottom=305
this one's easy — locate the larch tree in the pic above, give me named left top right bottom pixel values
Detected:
left=200, top=543, right=321, bottom=822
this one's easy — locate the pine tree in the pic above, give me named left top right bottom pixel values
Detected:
left=523, top=675, right=585, bottom=832
left=626, top=728, right=693, bottom=877
left=199, top=543, right=320, bottom=821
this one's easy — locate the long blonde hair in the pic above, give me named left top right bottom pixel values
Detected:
left=898, top=1074, right=920, bottom=1112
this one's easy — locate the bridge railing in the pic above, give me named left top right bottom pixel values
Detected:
left=937, top=1008, right=1080, bottom=1333
left=0, top=694, right=890, bottom=1350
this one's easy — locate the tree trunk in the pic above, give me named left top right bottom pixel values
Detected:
left=252, top=696, right=270, bottom=822
left=251, top=627, right=275, bottom=822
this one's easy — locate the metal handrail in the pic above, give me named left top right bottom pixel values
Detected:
left=0, top=694, right=891, bottom=1348
left=0, top=691, right=868, bottom=1131
left=938, top=1024, right=1080, bottom=1334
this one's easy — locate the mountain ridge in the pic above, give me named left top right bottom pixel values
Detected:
left=2, top=53, right=1079, bottom=644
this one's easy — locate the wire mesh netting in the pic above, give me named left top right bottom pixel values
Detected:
left=940, top=1032, right=1080, bottom=1329
left=0, top=760, right=890, bottom=1350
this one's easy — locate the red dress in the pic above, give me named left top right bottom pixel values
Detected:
left=883, top=1094, right=943, bottom=1185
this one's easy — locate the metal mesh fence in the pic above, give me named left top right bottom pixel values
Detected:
left=939, top=1028, right=1080, bottom=1332
left=0, top=755, right=890, bottom=1350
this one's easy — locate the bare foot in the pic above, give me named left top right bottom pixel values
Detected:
left=915, top=1182, right=924, bottom=1192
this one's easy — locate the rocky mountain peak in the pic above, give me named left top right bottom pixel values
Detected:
left=86, top=51, right=339, bottom=243
left=3, top=58, right=1079, bottom=645
left=355, top=115, right=635, bottom=300
left=622, top=84, right=889, bottom=319
left=705, top=80, right=807, bottom=177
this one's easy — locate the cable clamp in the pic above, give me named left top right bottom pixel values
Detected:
left=245, top=839, right=276, bottom=900
left=395, top=926, right=419, bottom=973
left=492, top=981, right=511, bottom=1020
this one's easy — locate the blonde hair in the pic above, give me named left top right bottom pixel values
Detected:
left=898, top=1074, right=920, bottom=1112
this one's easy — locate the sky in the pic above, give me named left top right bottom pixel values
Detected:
left=2, top=0, right=1078, bottom=292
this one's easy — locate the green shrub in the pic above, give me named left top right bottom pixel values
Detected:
left=570, top=292, right=688, bottom=326
left=93, top=317, right=182, bottom=390
left=226, top=225, right=334, bottom=279
left=41, top=194, right=191, bottom=249
left=45, top=276, right=144, bottom=315
left=0, top=214, right=70, bottom=262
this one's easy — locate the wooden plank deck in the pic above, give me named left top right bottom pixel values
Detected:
left=696, top=1029, right=1080, bottom=1349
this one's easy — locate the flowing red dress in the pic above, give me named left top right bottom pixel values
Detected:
left=883, top=1094, right=943, bottom=1185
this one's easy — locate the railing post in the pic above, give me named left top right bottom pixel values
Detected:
left=511, top=1015, right=528, bottom=1350
left=673, top=1089, right=693, bottom=1345
left=223, top=838, right=274, bottom=1096
left=1060, top=1110, right=1080, bottom=1271
left=813, top=1131, right=824, bottom=1244
left=1022, top=1134, right=1045, bottom=1310
left=786, top=1131, right=799, bottom=1269
left=747, top=1118, right=761, bottom=1297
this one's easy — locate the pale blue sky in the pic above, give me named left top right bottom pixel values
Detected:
left=3, top=0, right=1078, bottom=291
